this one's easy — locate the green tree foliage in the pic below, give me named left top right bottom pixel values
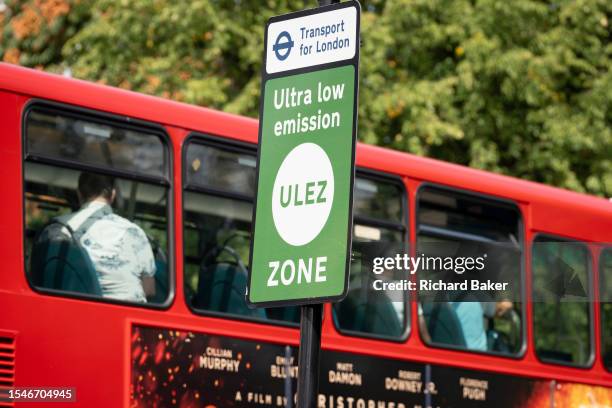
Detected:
left=1, top=0, right=610, bottom=196
left=366, top=0, right=611, bottom=196
left=0, top=0, right=92, bottom=67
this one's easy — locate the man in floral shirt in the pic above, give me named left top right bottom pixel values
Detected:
left=54, top=172, right=156, bottom=303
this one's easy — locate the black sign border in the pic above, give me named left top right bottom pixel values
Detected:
left=247, top=0, right=361, bottom=308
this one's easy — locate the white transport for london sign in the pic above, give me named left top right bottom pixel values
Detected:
left=265, top=5, right=358, bottom=74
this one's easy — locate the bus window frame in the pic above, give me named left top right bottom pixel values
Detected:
left=332, top=168, right=411, bottom=343
left=531, top=233, right=595, bottom=369
left=21, top=99, right=176, bottom=310
left=181, top=132, right=300, bottom=328
left=600, top=246, right=611, bottom=373
left=415, top=182, right=527, bottom=359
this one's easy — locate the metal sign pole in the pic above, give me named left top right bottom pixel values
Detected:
left=296, top=304, right=323, bottom=407
left=295, top=1, right=341, bottom=403
left=296, top=2, right=340, bottom=407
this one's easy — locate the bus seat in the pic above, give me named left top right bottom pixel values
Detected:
left=150, top=255, right=168, bottom=304
left=30, top=225, right=102, bottom=296
left=194, top=263, right=266, bottom=319
left=143, top=235, right=169, bottom=304
left=422, top=302, right=466, bottom=347
left=335, top=288, right=403, bottom=337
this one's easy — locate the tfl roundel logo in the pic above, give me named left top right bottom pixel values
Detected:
left=272, top=31, right=294, bottom=61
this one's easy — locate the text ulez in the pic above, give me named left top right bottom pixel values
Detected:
left=279, top=180, right=327, bottom=208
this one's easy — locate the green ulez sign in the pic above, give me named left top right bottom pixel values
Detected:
left=249, top=66, right=355, bottom=305
left=247, top=1, right=360, bottom=307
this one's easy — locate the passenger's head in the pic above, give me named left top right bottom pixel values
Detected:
left=77, top=172, right=116, bottom=205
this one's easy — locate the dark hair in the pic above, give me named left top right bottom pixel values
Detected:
left=78, top=172, right=115, bottom=201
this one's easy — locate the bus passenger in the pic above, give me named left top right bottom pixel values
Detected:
left=420, top=299, right=514, bottom=351
left=450, top=300, right=487, bottom=350
left=55, top=172, right=156, bottom=302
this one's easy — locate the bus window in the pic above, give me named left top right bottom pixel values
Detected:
left=333, top=176, right=408, bottom=339
left=533, top=237, right=591, bottom=366
left=24, top=106, right=170, bottom=305
left=601, top=248, right=611, bottom=370
left=27, top=108, right=167, bottom=179
left=183, top=140, right=299, bottom=323
left=417, top=187, right=523, bottom=355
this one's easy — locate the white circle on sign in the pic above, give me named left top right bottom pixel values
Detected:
left=272, top=143, right=334, bottom=246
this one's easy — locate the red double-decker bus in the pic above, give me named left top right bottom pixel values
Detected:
left=0, top=63, right=610, bottom=407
